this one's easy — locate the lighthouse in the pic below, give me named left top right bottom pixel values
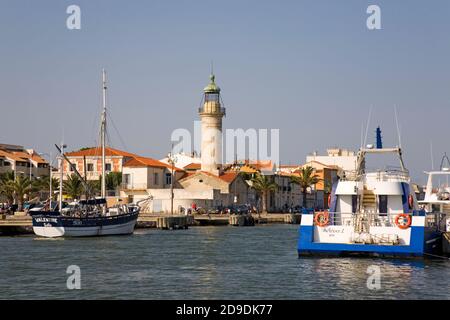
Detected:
left=199, top=73, right=226, bottom=176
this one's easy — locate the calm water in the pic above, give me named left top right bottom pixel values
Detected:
left=0, top=225, right=449, bottom=299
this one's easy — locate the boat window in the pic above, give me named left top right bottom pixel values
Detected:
left=379, top=195, right=388, bottom=214
left=352, top=195, right=357, bottom=213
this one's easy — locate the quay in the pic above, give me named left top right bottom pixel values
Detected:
left=0, top=212, right=302, bottom=234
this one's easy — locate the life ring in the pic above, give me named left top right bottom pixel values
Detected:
left=327, top=194, right=331, bottom=208
left=408, top=194, right=414, bottom=210
left=395, top=213, right=412, bottom=229
left=314, top=211, right=330, bottom=227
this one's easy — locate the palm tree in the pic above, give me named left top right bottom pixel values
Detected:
left=291, top=166, right=321, bottom=208
left=0, top=172, right=15, bottom=204
left=63, top=174, right=83, bottom=200
left=251, top=172, right=278, bottom=213
left=10, top=175, right=32, bottom=211
left=105, top=172, right=122, bottom=191
left=33, top=176, right=59, bottom=200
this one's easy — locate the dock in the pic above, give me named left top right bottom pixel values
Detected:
left=0, top=212, right=302, bottom=235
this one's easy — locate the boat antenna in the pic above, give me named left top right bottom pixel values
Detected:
left=430, top=141, right=434, bottom=170
left=360, top=123, right=364, bottom=149
left=363, top=105, right=373, bottom=148
left=394, top=104, right=402, bottom=148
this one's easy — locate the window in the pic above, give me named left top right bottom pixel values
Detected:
left=165, top=173, right=172, bottom=185
left=123, top=174, right=131, bottom=185
left=70, top=163, right=76, bottom=171
left=87, top=163, right=94, bottom=172
left=154, top=172, right=159, bottom=185
left=105, top=163, right=112, bottom=172
left=352, top=195, right=358, bottom=213
left=379, top=195, right=388, bottom=214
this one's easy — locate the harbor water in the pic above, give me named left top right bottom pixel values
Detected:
left=0, top=224, right=449, bottom=299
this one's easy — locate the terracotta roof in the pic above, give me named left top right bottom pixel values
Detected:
left=65, top=147, right=137, bottom=158
left=184, top=163, right=201, bottom=170
left=181, top=170, right=239, bottom=184
left=10, top=151, right=48, bottom=164
left=124, top=156, right=184, bottom=172
left=218, top=172, right=239, bottom=183
left=0, top=150, right=28, bottom=162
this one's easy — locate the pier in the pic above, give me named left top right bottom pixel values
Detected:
left=0, top=212, right=302, bottom=235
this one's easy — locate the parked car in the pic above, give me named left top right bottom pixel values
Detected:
left=225, top=205, right=249, bottom=215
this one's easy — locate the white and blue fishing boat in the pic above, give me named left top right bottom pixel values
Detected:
left=298, top=134, right=446, bottom=258
left=32, top=70, right=140, bottom=238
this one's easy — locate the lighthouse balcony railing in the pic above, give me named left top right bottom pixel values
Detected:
left=198, top=107, right=226, bottom=115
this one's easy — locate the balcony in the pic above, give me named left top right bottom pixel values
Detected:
left=198, top=106, right=226, bottom=116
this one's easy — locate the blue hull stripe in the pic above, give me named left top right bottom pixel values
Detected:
left=297, top=223, right=437, bottom=256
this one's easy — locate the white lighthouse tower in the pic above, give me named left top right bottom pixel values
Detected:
left=199, top=73, right=226, bottom=176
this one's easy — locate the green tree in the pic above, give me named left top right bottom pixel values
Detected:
left=251, top=172, right=278, bottom=213
left=63, top=174, right=83, bottom=200
left=32, top=176, right=59, bottom=200
left=291, top=166, right=321, bottom=208
left=10, top=175, right=33, bottom=210
left=106, top=172, right=122, bottom=191
left=0, top=172, right=15, bottom=204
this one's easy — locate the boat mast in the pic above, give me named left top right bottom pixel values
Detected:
left=59, top=143, right=65, bottom=211
left=101, top=69, right=107, bottom=199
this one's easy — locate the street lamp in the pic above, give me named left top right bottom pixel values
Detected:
left=38, top=152, right=53, bottom=203
left=166, top=152, right=177, bottom=215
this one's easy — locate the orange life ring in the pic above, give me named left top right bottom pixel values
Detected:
left=314, top=211, right=330, bottom=227
left=408, top=194, right=414, bottom=209
left=327, top=194, right=331, bottom=208
left=395, top=213, right=412, bottom=229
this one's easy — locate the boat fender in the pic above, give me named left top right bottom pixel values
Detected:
left=314, top=211, right=329, bottom=227
left=395, top=213, right=412, bottom=229
left=408, top=194, right=414, bottom=210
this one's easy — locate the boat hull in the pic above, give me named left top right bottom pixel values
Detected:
left=297, top=213, right=443, bottom=258
left=32, top=210, right=139, bottom=238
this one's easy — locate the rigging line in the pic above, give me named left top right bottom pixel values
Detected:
left=394, top=104, right=402, bottom=148
left=107, top=109, right=129, bottom=153
left=363, top=105, right=373, bottom=147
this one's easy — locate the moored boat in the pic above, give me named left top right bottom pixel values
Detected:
left=32, top=70, right=140, bottom=238
left=298, top=141, right=446, bottom=258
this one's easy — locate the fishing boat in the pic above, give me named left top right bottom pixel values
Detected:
left=417, top=153, right=450, bottom=237
left=32, top=70, right=140, bottom=238
left=298, top=131, right=446, bottom=258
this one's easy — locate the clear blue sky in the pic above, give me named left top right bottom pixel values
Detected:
left=1, top=0, right=450, bottom=182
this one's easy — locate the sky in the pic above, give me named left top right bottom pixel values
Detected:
left=1, top=0, right=450, bottom=183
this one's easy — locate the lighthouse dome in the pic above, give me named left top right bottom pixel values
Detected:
left=203, top=74, right=221, bottom=93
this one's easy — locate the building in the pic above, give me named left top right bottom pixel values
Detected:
left=0, top=143, right=49, bottom=178
left=59, top=147, right=137, bottom=181
left=306, top=148, right=358, bottom=173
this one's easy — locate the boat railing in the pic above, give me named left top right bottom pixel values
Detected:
left=340, top=169, right=410, bottom=182
left=325, top=212, right=399, bottom=227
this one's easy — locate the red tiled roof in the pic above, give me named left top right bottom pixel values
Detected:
left=124, top=156, right=184, bottom=172
left=0, top=150, right=28, bottom=162
left=184, top=163, right=201, bottom=170
left=181, top=170, right=239, bottom=184
left=65, top=147, right=137, bottom=158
